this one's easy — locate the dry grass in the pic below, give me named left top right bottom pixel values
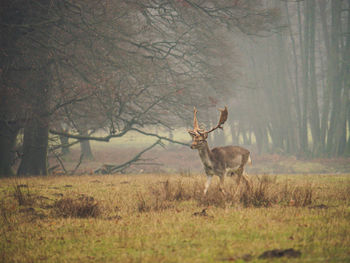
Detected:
left=53, top=194, right=101, bottom=218
left=0, top=173, right=350, bottom=262
left=12, top=184, right=34, bottom=206
left=135, top=175, right=317, bottom=211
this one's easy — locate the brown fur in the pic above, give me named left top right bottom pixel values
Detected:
left=211, top=146, right=250, bottom=172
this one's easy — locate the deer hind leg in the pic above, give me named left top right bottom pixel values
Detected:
left=219, top=174, right=226, bottom=195
left=232, top=170, right=242, bottom=196
left=234, top=167, right=252, bottom=194
left=203, top=175, right=212, bottom=195
left=237, top=153, right=252, bottom=190
left=235, top=167, right=251, bottom=192
left=241, top=171, right=252, bottom=191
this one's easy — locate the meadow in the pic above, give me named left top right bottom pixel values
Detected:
left=1, top=172, right=350, bottom=262
left=2, top=131, right=350, bottom=262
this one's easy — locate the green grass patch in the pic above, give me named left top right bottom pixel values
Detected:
left=1, top=174, right=350, bottom=262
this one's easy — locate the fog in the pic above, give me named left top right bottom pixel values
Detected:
left=1, top=0, right=349, bottom=176
left=213, top=0, right=350, bottom=159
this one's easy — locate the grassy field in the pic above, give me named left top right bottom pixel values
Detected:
left=1, top=173, right=350, bottom=262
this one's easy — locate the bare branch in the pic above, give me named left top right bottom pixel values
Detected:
left=52, top=151, right=68, bottom=175
left=94, top=139, right=162, bottom=174
left=70, top=153, right=84, bottom=175
left=49, top=129, right=129, bottom=142
left=130, top=128, right=190, bottom=146
left=49, top=127, right=190, bottom=146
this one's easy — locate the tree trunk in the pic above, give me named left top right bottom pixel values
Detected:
left=307, top=0, right=321, bottom=155
left=253, top=125, right=269, bottom=154
left=59, top=133, right=70, bottom=155
left=17, top=69, right=51, bottom=176
left=327, top=0, right=342, bottom=155
left=285, top=1, right=302, bottom=154
left=0, top=121, right=20, bottom=177
left=298, top=1, right=309, bottom=154
left=17, top=117, right=49, bottom=176
left=335, top=2, right=350, bottom=155
left=346, top=104, right=350, bottom=155
left=230, top=122, right=239, bottom=145
left=275, top=24, right=298, bottom=155
left=345, top=3, right=350, bottom=155
left=318, top=1, right=331, bottom=152
left=242, top=130, right=249, bottom=145
left=80, top=131, right=94, bottom=160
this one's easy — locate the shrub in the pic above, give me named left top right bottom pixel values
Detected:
left=53, top=195, right=101, bottom=218
left=136, top=176, right=315, bottom=212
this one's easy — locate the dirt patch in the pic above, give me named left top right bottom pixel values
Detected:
left=193, top=208, right=213, bottom=217
left=106, top=215, right=122, bottom=220
left=309, top=204, right=329, bottom=209
left=16, top=184, right=28, bottom=188
left=258, top=248, right=301, bottom=259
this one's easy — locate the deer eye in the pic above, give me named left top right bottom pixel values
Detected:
left=188, top=131, right=195, bottom=137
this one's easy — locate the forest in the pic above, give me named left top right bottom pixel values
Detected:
left=1, top=0, right=349, bottom=176
left=1, top=1, right=350, bottom=262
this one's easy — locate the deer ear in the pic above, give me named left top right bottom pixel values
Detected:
left=204, top=132, right=208, bottom=139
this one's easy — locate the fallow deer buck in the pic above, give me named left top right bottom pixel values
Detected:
left=188, top=106, right=252, bottom=195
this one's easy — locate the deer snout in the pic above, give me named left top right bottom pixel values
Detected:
left=191, top=141, right=201, bottom=149
left=190, top=142, right=197, bottom=149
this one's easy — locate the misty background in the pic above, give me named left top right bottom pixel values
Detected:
left=1, top=0, right=349, bottom=176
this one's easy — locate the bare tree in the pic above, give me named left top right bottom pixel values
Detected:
left=1, top=0, right=279, bottom=176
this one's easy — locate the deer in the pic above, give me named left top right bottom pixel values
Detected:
left=188, top=106, right=252, bottom=195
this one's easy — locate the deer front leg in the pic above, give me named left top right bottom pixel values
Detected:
left=236, top=173, right=242, bottom=187
left=203, top=175, right=212, bottom=195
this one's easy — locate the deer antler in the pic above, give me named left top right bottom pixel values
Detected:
left=188, top=107, right=201, bottom=135
left=206, top=106, right=228, bottom=133
left=193, top=107, right=200, bottom=132
left=188, top=106, right=228, bottom=135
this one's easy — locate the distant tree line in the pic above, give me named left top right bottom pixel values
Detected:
left=225, top=0, right=350, bottom=158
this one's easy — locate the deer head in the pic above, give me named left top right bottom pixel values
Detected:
left=188, top=106, right=228, bottom=149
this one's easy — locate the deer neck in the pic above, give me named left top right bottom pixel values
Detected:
left=197, top=141, right=213, bottom=169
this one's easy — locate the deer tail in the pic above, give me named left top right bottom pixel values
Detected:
left=247, top=154, right=252, bottom=165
